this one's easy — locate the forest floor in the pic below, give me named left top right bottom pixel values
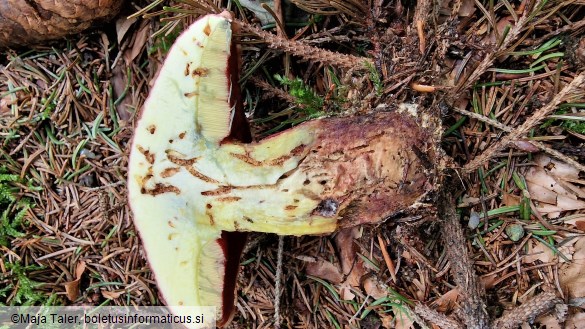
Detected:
left=1, top=0, right=585, bottom=328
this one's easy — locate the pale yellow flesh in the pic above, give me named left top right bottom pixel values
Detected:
left=127, top=14, right=337, bottom=324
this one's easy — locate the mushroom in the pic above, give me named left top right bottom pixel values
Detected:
left=128, top=12, right=440, bottom=327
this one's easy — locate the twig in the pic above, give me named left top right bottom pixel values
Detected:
left=439, top=176, right=490, bottom=329
left=463, top=71, right=585, bottom=172
left=377, top=233, right=397, bottom=282
left=452, top=0, right=545, bottom=95
left=274, top=235, right=285, bottom=328
left=491, top=291, right=561, bottom=329
left=237, top=20, right=373, bottom=70
left=248, top=76, right=298, bottom=105
left=450, top=104, right=585, bottom=172
left=415, top=303, right=464, bottom=329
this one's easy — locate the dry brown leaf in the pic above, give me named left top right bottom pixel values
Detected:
left=525, top=155, right=585, bottom=217
left=566, top=311, right=585, bottom=328
left=124, top=20, right=150, bottom=64
left=305, top=258, right=343, bottom=284
left=363, top=276, right=387, bottom=299
left=63, top=261, right=86, bottom=302
left=338, top=282, right=356, bottom=300
left=458, top=0, right=476, bottom=17
left=503, top=192, right=521, bottom=207
left=535, top=155, right=580, bottom=179
left=481, top=273, right=499, bottom=289
left=335, top=227, right=365, bottom=287
left=116, top=16, right=138, bottom=45
left=512, top=140, right=540, bottom=153
left=431, top=288, right=460, bottom=313
left=523, top=240, right=576, bottom=264
left=560, top=237, right=585, bottom=299
left=394, top=309, right=416, bottom=329
left=101, top=290, right=124, bottom=299
left=523, top=240, right=556, bottom=264
left=535, top=314, right=562, bottom=329
left=112, top=65, right=133, bottom=121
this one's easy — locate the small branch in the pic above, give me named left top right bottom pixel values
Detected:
left=274, top=235, right=285, bottom=328
left=238, top=21, right=372, bottom=70
left=463, top=71, right=585, bottom=172
left=491, top=291, right=562, bottom=329
left=450, top=105, right=585, bottom=172
left=415, top=303, right=464, bottom=329
left=439, top=178, right=490, bottom=329
left=249, top=76, right=298, bottom=106
left=377, top=233, right=397, bottom=282
left=452, top=0, right=544, bottom=95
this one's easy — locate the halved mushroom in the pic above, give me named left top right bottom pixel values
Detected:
left=128, top=12, right=440, bottom=327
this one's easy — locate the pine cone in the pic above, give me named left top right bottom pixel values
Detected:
left=0, top=0, right=123, bottom=48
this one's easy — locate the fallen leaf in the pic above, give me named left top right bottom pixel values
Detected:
left=124, top=20, right=150, bottom=64
left=535, top=314, right=562, bottom=329
left=116, top=16, right=138, bottom=45
left=111, top=65, right=133, bottom=121
left=305, top=258, right=343, bottom=284
left=523, top=240, right=555, bottom=264
left=63, top=261, right=86, bottom=302
left=335, top=227, right=365, bottom=287
left=525, top=155, right=585, bottom=218
left=512, top=140, right=540, bottom=153
left=335, top=227, right=366, bottom=300
left=363, top=276, right=388, bottom=299
left=431, top=288, right=460, bottom=313
left=458, top=0, right=476, bottom=17
left=560, top=237, right=585, bottom=299
left=238, top=0, right=275, bottom=26
left=339, top=282, right=356, bottom=300
left=503, top=193, right=521, bottom=207
left=394, top=308, right=416, bottom=329
left=566, top=311, right=585, bottom=328
left=101, top=290, right=124, bottom=299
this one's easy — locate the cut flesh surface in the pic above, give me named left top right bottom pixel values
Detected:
left=128, top=13, right=439, bottom=328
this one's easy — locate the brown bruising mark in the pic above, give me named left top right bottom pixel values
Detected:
left=192, top=67, right=209, bottom=77
left=147, top=125, right=156, bottom=134
left=267, top=154, right=291, bottom=166
left=184, top=62, right=190, bottom=77
left=179, top=132, right=186, bottom=139
left=207, top=213, right=215, bottom=226
left=291, top=144, right=306, bottom=156
left=243, top=216, right=254, bottom=223
left=137, top=145, right=155, bottom=164
left=230, top=152, right=292, bottom=167
left=230, top=153, right=262, bottom=166
left=166, top=150, right=199, bottom=166
left=161, top=167, right=181, bottom=178
left=201, top=185, right=233, bottom=196
left=217, top=196, right=241, bottom=202
left=168, top=220, right=176, bottom=228
left=285, top=205, right=298, bottom=211
left=168, top=233, right=178, bottom=240
left=184, top=91, right=199, bottom=98
left=203, top=23, right=211, bottom=36
left=186, top=167, right=220, bottom=184
left=141, top=183, right=181, bottom=196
